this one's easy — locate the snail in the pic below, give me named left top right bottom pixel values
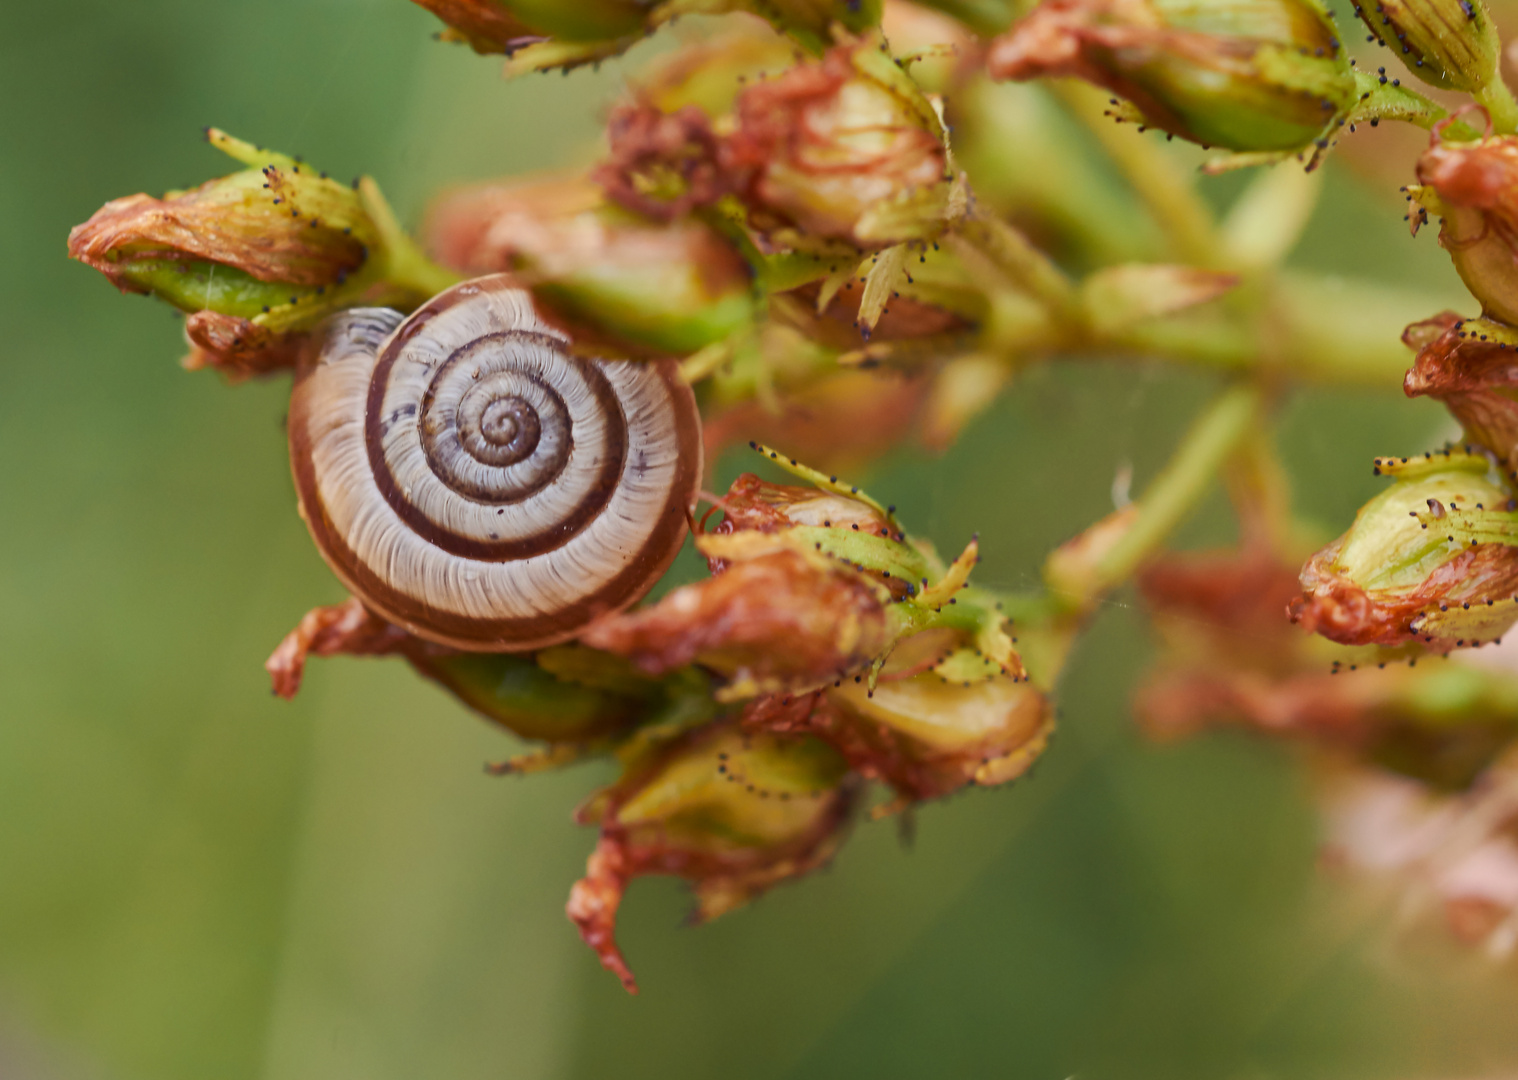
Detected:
left=287, top=274, right=702, bottom=650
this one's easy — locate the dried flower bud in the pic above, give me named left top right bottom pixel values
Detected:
left=1412, top=134, right=1518, bottom=327
left=425, top=173, right=754, bottom=355
left=987, top=0, right=1356, bottom=154
left=1403, top=311, right=1518, bottom=474
left=723, top=34, right=959, bottom=249
left=568, top=723, right=855, bottom=992
left=1354, top=0, right=1502, bottom=93
left=1290, top=451, right=1518, bottom=650
left=588, top=455, right=1023, bottom=703
left=68, top=129, right=453, bottom=375
left=581, top=548, right=896, bottom=695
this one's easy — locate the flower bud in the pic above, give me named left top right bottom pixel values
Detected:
left=1354, top=0, right=1502, bottom=93
left=1412, top=134, right=1518, bottom=327
left=1290, top=451, right=1518, bottom=650
left=986, top=0, right=1357, bottom=154
left=1402, top=311, right=1518, bottom=474
left=722, top=34, right=959, bottom=249
left=568, top=723, right=855, bottom=992
left=425, top=172, right=754, bottom=355
left=68, top=128, right=454, bottom=376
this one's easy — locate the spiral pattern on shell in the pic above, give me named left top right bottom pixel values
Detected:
left=288, top=275, right=702, bottom=650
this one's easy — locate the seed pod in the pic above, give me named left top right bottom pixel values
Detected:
left=67, top=128, right=452, bottom=376
left=425, top=173, right=754, bottom=356
left=987, top=0, right=1357, bottom=154
left=1290, top=450, right=1518, bottom=650
left=1354, top=0, right=1502, bottom=94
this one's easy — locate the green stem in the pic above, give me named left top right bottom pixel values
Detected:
left=1048, top=383, right=1262, bottom=612
left=1051, top=82, right=1220, bottom=267
left=1475, top=80, right=1518, bottom=136
left=948, top=210, right=1078, bottom=321
left=359, top=176, right=461, bottom=300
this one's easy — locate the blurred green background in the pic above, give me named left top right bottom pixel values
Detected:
left=3, top=2, right=1516, bottom=1078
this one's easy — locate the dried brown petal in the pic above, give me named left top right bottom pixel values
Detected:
left=265, top=597, right=416, bottom=699
left=1403, top=311, right=1518, bottom=473
left=1291, top=537, right=1518, bottom=648
left=182, top=312, right=308, bottom=380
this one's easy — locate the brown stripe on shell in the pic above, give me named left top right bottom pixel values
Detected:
left=288, top=275, right=702, bottom=652
left=364, top=326, right=628, bottom=561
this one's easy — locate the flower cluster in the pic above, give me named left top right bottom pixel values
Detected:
left=67, top=0, right=1518, bottom=984
left=266, top=452, right=1049, bottom=989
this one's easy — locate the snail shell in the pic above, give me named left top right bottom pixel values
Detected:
left=288, top=274, right=702, bottom=650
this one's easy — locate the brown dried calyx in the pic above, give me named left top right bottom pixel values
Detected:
left=580, top=548, right=895, bottom=692
left=1403, top=311, right=1518, bottom=474
left=593, top=103, right=734, bottom=222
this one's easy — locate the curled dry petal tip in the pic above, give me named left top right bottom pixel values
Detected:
left=1402, top=312, right=1518, bottom=471
left=567, top=724, right=854, bottom=992
left=265, top=598, right=415, bottom=700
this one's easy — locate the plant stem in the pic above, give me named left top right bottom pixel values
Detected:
left=1475, top=79, right=1518, bottom=136
left=1069, top=382, right=1262, bottom=606
left=948, top=210, right=1078, bottom=321
left=1051, top=82, right=1220, bottom=267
